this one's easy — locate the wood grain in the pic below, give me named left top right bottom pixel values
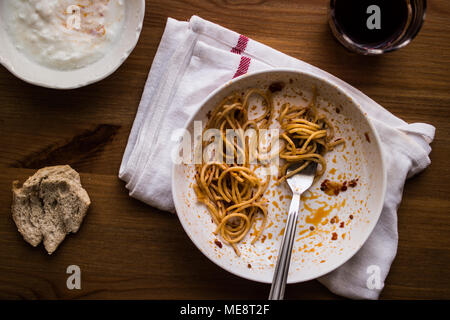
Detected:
left=0, top=0, right=449, bottom=299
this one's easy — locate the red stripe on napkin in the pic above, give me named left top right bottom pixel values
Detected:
left=231, top=35, right=251, bottom=78
left=231, top=35, right=249, bottom=54
left=233, top=56, right=251, bottom=78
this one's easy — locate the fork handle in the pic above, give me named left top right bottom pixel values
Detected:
left=269, top=192, right=300, bottom=300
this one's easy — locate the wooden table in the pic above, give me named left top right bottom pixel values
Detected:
left=0, top=0, right=449, bottom=300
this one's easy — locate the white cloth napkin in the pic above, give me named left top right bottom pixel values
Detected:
left=119, top=16, right=435, bottom=299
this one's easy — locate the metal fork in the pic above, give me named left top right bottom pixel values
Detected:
left=269, top=162, right=318, bottom=300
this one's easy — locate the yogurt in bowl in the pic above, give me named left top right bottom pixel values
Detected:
left=0, top=0, right=145, bottom=89
left=3, top=0, right=126, bottom=70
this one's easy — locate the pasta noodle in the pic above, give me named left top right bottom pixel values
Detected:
left=194, top=90, right=273, bottom=256
left=277, top=88, right=345, bottom=184
left=194, top=86, right=344, bottom=256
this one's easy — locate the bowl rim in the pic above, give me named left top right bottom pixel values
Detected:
left=172, top=68, right=387, bottom=284
left=0, top=0, right=145, bottom=90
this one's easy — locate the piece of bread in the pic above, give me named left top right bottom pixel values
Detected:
left=11, top=165, right=91, bottom=254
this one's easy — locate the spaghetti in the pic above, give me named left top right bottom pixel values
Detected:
left=194, top=86, right=344, bottom=256
left=277, top=89, right=345, bottom=184
left=194, top=90, right=273, bottom=256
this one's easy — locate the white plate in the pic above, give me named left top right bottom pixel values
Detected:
left=0, top=0, right=145, bottom=89
left=172, top=69, right=386, bottom=283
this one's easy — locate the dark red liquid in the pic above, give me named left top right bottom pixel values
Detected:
left=333, top=0, right=409, bottom=47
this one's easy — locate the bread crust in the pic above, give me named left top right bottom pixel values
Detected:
left=11, top=165, right=91, bottom=254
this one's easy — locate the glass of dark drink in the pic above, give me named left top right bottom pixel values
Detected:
left=329, top=0, right=427, bottom=55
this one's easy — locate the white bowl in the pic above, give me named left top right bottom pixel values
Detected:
left=172, top=69, right=387, bottom=284
left=0, top=0, right=145, bottom=89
